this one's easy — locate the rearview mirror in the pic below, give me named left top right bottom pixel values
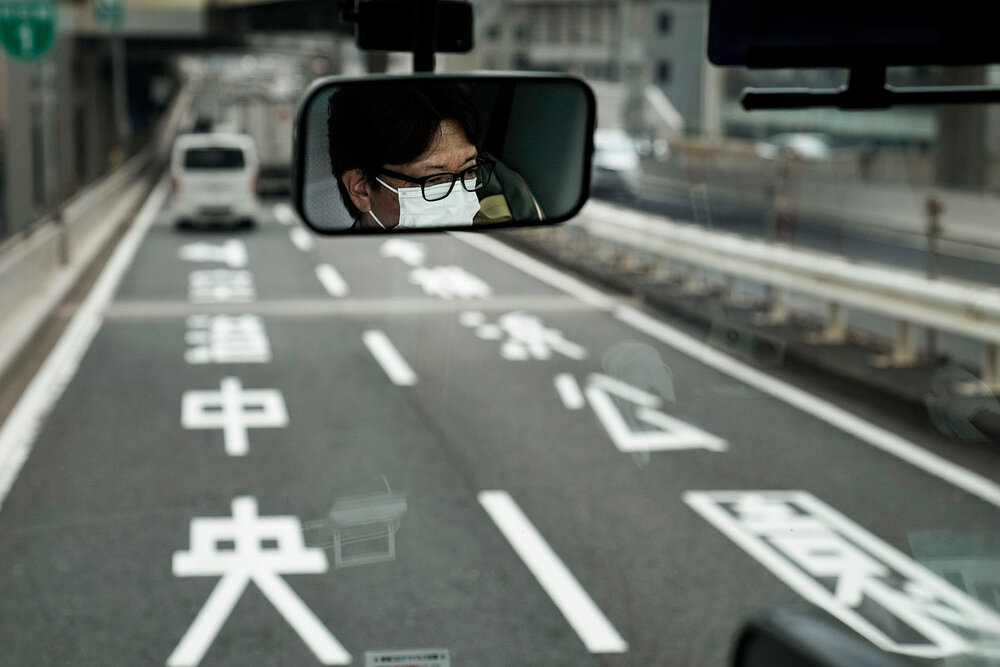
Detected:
left=293, top=73, right=596, bottom=234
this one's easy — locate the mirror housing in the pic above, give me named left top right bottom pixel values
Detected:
left=292, top=73, right=596, bottom=234
left=731, top=607, right=910, bottom=667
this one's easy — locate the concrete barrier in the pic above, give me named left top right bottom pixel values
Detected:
left=0, top=85, right=190, bottom=384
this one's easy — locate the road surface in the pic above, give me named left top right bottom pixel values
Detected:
left=1, top=182, right=999, bottom=666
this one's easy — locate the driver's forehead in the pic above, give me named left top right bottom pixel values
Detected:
left=394, top=119, right=476, bottom=176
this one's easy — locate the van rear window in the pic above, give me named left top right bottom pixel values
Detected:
left=183, top=147, right=246, bottom=170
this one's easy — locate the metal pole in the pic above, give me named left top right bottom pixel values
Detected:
left=926, top=195, right=944, bottom=357
left=412, top=0, right=438, bottom=72
left=111, top=26, right=131, bottom=149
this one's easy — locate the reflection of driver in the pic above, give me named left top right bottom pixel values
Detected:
left=327, top=82, right=541, bottom=230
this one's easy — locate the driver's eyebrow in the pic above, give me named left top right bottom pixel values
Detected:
left=420, top=153, right=478, bottom=172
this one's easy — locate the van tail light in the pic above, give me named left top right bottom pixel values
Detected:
left=171, top=176, right=181, bottom=194
left=250, top=173, right=259, bottom=196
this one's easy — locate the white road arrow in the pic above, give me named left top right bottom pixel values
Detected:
left=582, top=373, right=727, bottom=453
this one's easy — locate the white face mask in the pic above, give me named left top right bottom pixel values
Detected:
left=371, top=176, right=480, bottom=229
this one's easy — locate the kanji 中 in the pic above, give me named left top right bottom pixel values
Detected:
left=181, top=377, right=287, bottom=456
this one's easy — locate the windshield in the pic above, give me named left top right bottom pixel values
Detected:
left=0, top=3, right=998, bottom=667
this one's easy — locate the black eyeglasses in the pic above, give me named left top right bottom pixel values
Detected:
left=378, top=157, right=495, bottom=202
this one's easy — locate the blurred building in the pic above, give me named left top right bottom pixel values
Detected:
left=468, top=0, right=717, bottom=138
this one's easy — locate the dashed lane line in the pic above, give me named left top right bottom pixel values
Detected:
left=362, top=330, right=417, bottom=387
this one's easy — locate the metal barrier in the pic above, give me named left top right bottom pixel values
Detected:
left=574, top=200, right=1000, bottom=388
left=0, top=84, right=190, bottom=382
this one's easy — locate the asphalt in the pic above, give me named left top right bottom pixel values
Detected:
left=0, top=187, right=999, bottom=666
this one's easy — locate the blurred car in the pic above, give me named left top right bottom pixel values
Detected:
left=591, top=128, right=641, bottom=200
left=754, top=132, right=836, bottom=161
left=170, top=132, right=259, bottom=229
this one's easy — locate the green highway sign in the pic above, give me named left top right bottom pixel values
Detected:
left=0, top=1, right=55, bottom=60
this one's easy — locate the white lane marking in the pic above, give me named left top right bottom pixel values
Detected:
left=290, top=227, right=315, bottom=252
left=616, top=306, right=1000, bottom=507
left=0, top=181, right=169, bottom=511
left=272, top=202, right=298, bottom=226
left=316, top=264, right=349, bottom=298
left=457, top=230, right=1000, bottom=509
left=451, top=232, right=616, bottom=310
left=554, top=373, right=585, bottom=410
left=479, top=490, right=628, bottom=654
left=362, top=330, right=417, bottom=386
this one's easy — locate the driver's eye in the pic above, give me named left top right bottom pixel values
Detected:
left=424, top=174, right=453, bottom=187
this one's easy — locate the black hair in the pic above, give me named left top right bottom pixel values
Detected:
left=327, top=81, right=481, bottom=218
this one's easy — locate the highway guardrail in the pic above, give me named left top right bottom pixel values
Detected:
left=574, top=200, right=1000, bottom=389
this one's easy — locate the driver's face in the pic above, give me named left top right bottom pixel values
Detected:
left=366, top=119, right=477, bottom=229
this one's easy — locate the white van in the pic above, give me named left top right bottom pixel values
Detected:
left=170, top=133, right=259, bottom=228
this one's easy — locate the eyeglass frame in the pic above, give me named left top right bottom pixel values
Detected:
left=376, top=156, right=496, bottom=202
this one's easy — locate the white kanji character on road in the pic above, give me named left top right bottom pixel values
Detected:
left=185, top=315, right=272, bottom=364
left=168, top=496, right=350, bottom=666
left=178, top=240, right=248, bottom=268
left=409, top=266, right=492, bottom=300
left=188, top=269, right=256, bottom=303
left=460, top=310, right=587, bottom=360
left=181, top=377, right=287, bottom=456
left=380, top=239, right=426, bottom=267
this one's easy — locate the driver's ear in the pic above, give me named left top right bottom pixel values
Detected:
left=341, top=169, right=373, bottom=213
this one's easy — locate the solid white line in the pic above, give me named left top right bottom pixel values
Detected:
left=450, top=232, right=617, bottom=310
left=554, top=373, right=585, bottom=410
left=290, top=227, right=315, bottom=252
left=316, top=264, right=349, bottom=298
left=272, top=202, right=298, bottom=226
left=0, top=181, right=170, bottom=511
left=362, top=330, right=417, bottom=386
left=479, top=490, right=627, bottom=653
left=456, top=230, right=1000, bottom=509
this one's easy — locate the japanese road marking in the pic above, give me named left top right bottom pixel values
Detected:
left=362, top=330, right=417, bottom=386
left=685, top=491, right=1000, bottom=658
left=316, top=264, right=349, bottom=298
left=554, top=373, right=586, bottom=410
left=453, top=230, right=1000, bottom=508
left=290, top=227, right=315, bottom=252
left=479, top=490, right=627, bottom=654
left=452, top=232, right=615, bottom=310
left=584, top=373, right=727, bottom=453
left=178, top=240, right=247, bottom=268
left=380, top=239, right=427, bottom=267
left=168, top=496, right=350, bottom=666
left=185, top=314, right=272, bottom=364
left=181, top=377, right=289, bottom=456
left=0, top=181, right=168, bottom=511
left=272, top=202, right=298, bottom=227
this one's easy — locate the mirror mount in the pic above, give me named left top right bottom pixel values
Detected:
left=742, top=64, right=1000, bottom=110
left=336, top=0, right=473, bottom=73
